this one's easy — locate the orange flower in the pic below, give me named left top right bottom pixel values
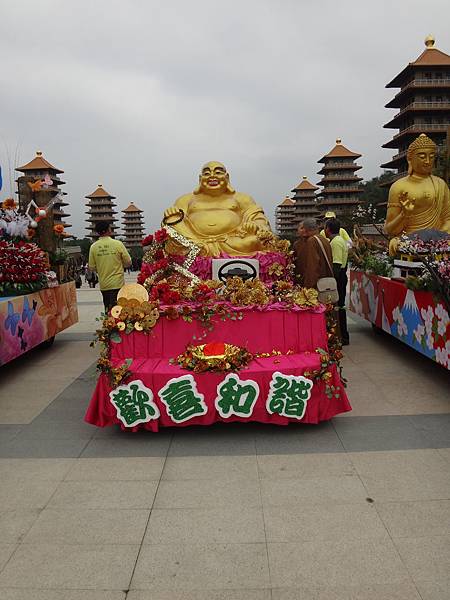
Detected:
left=28, top=179, right=43, bottom=192
left=27, top=228, right=36, bottom=238
left=2, top=198, right=16, bottom=209
left=53, top=224, right=65, bottom=235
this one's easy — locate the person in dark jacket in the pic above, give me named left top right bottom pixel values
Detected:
left=294, top=218, right=333, bottom=289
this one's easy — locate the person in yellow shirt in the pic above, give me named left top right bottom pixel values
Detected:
left=88, top=221, right=132, bottom=312
left=325, top=218, right=349, bottom=345
left=320, top=211, right=352, bottom=249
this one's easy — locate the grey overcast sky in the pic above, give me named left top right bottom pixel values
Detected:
left=1, top=0, right=449, bottom=237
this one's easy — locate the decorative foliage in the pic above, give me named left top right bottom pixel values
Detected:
left=221, top=276, right=271, bottom=306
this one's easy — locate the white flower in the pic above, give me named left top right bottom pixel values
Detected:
left=413, top=324, right=425, bottom=343
left=397, top=313, right=408, bottom=337
left=392, top=306, right=401, bottom=322
left=350, top=286, right=363, bottom=315
left=426, top=334, right=434, bottom=350
left=435, top=346, right=448, bottom=367
left=435, top=304, right=449, bottom=322
left=421, top=306, right=434, bottom=335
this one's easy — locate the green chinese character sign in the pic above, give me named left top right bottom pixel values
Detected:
left=215, top=374, right=259, bottom=418
left=110, top=379, right=160, bottom=427
left=158, top=374, right=208, bottom=423
left=266, top=371, right=313, bottom=420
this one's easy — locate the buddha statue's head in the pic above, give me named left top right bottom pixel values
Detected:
left=194, top=161, right=235, bottom=196
left=407, top=134, right=437, bottom=177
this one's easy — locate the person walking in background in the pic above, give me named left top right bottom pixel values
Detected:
left=325, top=218, right=350, bottom=345
left=88, top=221, right=132, bottom=312
left=320, top=211, right=352, bottom=249
left=294, top=218, right=333, bottom=289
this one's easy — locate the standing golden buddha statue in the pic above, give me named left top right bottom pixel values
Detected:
left=163, top=161, right=272, bottom=257
left=384, top=134, right=450, bottom=255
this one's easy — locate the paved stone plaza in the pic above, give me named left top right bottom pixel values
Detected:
left=0, top=279, right=449, bottom=599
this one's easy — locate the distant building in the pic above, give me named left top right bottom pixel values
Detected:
left=381, top=36, right=450, bottom=179
left=316, top=139, right=363, bottom=218
left=85, top=184, right=119, bottom=240
left=291, top=176, right=319, bottom=223
left=16, top=151, right=71, bottom=229
left=275, top=196, right=296, bottom=237
left=121, top=202, right=145, bottom=247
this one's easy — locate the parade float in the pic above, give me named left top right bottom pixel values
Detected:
left=85, top=162, right=350, bottom=431
left=349, top=134, right=450, bottom=370
left=0, top=180, right=78, bottom=366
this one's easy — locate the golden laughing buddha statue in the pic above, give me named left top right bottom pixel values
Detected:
left=384, top=134, right=450, bottom=255
left=163, top=161, right=272, bottom=257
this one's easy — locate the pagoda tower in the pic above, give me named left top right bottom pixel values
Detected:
left=316, top=139, right=363, bottom=218
left=275, top=196, right=296, bottom=237
left=15, top=151, right=71, bottom=229
left=291, top=176, right=319, bottom=223
left=121, top=202, right=145, bottom=247
left=381, top=36, right=450, bottom=180
left=85, top=184, right=119, bottom=240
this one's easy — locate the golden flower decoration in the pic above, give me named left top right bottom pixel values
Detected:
left=134, top=321, right=144, bottom=331
left=268, top=262, right=284, bottom=277
left=117, top=321, right=126, bottom=331
left=292, top=287, right=319, bottom=307
left=111, top=305, right=122, bottom=319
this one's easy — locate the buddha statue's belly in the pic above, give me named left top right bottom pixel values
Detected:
left=188, top=208, right=242, bottom=236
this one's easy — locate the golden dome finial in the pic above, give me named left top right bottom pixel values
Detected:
left=425, top=35, right=435, bottom=48
left=36, top=151, right=42, bottom=156
left=336, top=138, right=342, bottom=145
left=302, top=176, right=307, bottom=180
left=98, top=183, right=103, bottom=187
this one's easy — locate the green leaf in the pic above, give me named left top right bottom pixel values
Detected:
left=110, top=331, right=122, bottom=344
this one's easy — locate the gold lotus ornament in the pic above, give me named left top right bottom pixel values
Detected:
left=117, top=283, right=149, bottom=303
left=134, top=321, right=144, bottom=331
left=117, top=321, right=126, bottom=331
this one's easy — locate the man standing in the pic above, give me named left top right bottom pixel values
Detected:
left=88, top=221, right=132, bottom=312
left=325, top=218, right=349, bottom=345
left=320, top=211, right=352, bottom=249
left=294, top=218, right=333, bottom=289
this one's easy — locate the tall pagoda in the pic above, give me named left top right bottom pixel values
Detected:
left=85, top=184, right=119, bottom=240
left=291, top=176, right=319, bottom=223
left=316, top=139, right=363, bottom=218
left=275, top=196, right=296, bottom=237
left=15, top=151, right=71, bottom=229
left=121, top=202, right=145, bottom=247
left=381, top=36, right=450, bottom=178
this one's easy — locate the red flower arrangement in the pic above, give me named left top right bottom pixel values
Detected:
left=0, top=239, right=48, bottom=295
left=141, top=234, right=154, bottom=247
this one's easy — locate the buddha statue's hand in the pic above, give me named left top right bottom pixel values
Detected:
left=399, top=191, right=415, bottom=214
left=163, top=207, right=184, bottom=225
left=242, top=222, right=259, bottom=235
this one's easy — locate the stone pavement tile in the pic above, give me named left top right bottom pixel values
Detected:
left=438, top=448, right=450, bottom=462
left=131, top=542, right=270, bottom=590
left=376, top=500, right=450, bottom=538
left=256, top=452, right=356, bottom=479
left=271, top=582, right=422, bottom=599
left=161, top=456, right=258, bottom=480
left=127, top=591, right=271, bottom=599
left=0, top=543, right=139, bottom=589
left=333, top=416, right=430, bottom=452
left=0, top=458, right=75, bottom=480
left=416, top=581, right=450, bottom=600
left=261, top=474, right=367, bottom=506
left=254, top=422, right=345, bottom=455
left=65, top=457, right=165, bottom=481
left=48, top=480, right=158, bottom=509
left=408, top=414, right=450, bottom=447
left=0, top=436, right=89, bottom=458
left=264, top=502, right=388, bottom=543
left=393, top=535, right=450, bottom=583
left=80, top=436, right=171, bottom=458
left=0, top=426, right=23, bottom=442
left=0, top=590, right=126, bottom=600
left=22, top=508, right=150, bottom=545
left=154, top=479, right=261, bottom=509
left=0, top=480, right=60, bottom=509
left=17, top=419, right=96, bottom=440
left=144, top=507, right=265, bottom=545
left=267, top=539, right=411, bottom=588
left=168, top=426, right=256, bottom=457
left=0, top=544, right=17, bottom=571
left=0, top=509, right=41, bottom=544
left=349, top=449, right=450, bottom=501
